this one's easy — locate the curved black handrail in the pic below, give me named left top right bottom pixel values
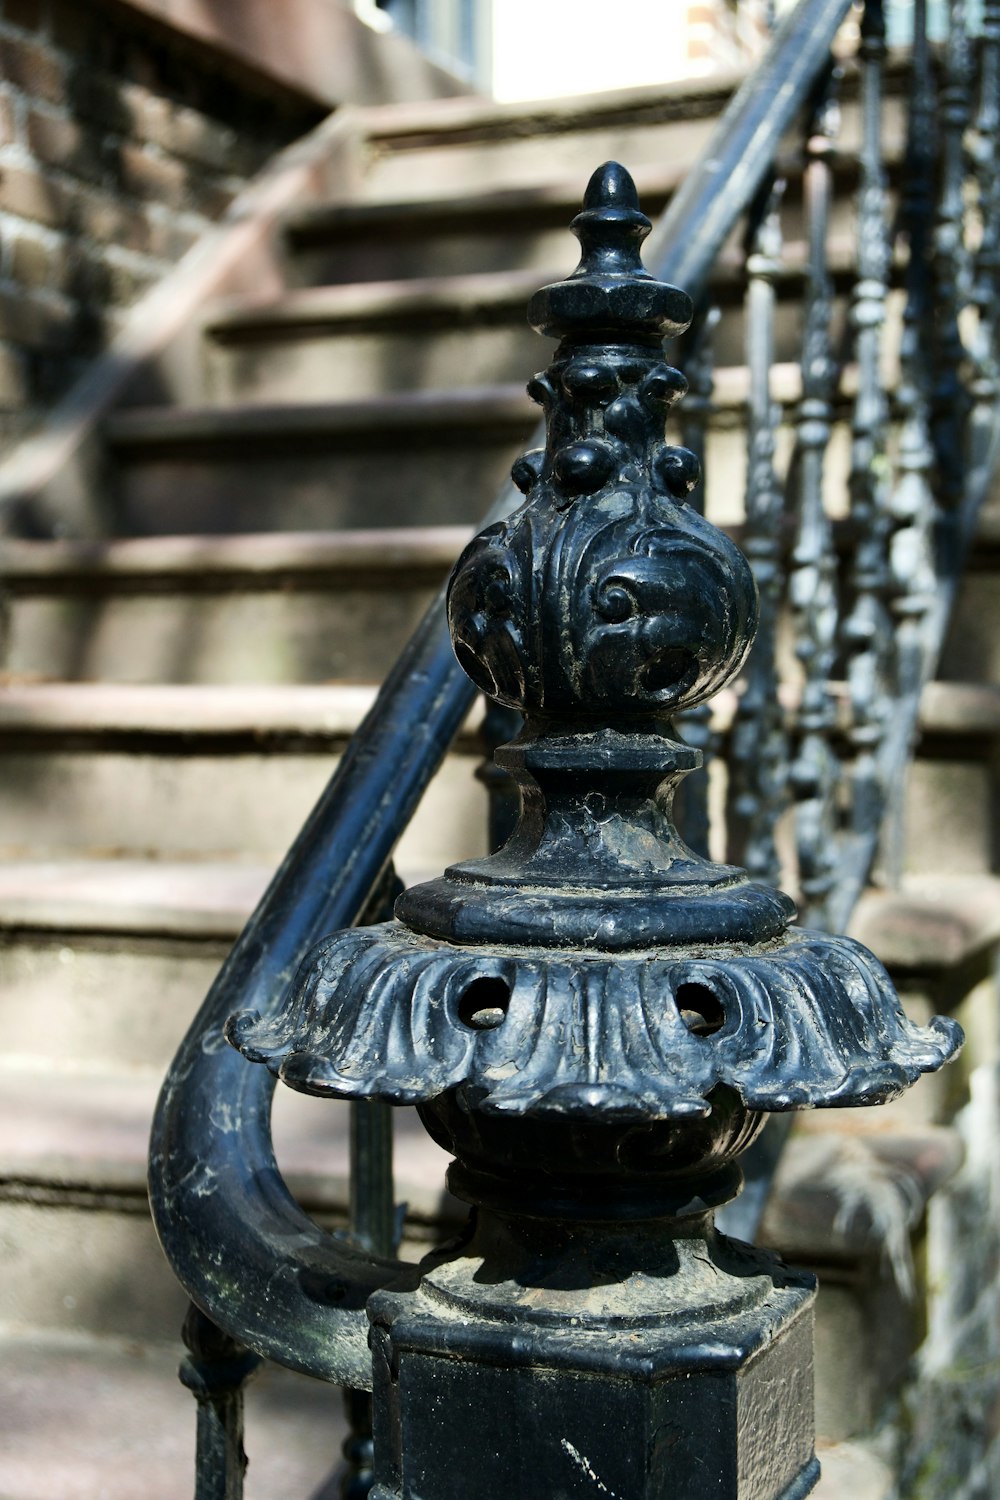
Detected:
left=148, top=0, right=856, bottom=1392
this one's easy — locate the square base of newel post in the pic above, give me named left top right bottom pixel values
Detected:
left=367, top=1221, right=819, bottom=1500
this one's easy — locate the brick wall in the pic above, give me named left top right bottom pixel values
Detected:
left=0, top=0, right=323, bottom=450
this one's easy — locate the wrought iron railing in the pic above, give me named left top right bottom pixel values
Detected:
left=148, top=0, right=1000, bottom=1492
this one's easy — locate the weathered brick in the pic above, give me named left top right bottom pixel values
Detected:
left=0, top=34, right=63, bottom=103
left=0, top=90, right=17, bottom=146
left=10, top=229, right=68, bottom=291
left=62, top=70, right=129, bottom=136
left=0, top=161, right=70, bottom=227
left=26, top=105, right=107, bottom=183
left=125, top=87, right=252, bottom=176
left=72, top=186, right=153, bottom=254
left=143, top=211, right=196, bottom=263
left=0, top=284, right=74, bottom=349
left=185, top=172, right=234, bottom=221
left=118, top=142, right=186, bottom=208
left=0, top=337, right=29, bottom=406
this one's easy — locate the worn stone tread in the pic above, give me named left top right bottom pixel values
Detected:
left=352, top=70, right=750, bottom=141
left=106, top=386, right=536, bottom=449
left=0, top=525, right=472, bottom=583
left=0, top=1061, right=452, bottom=1213
left=0, top=1329, right=349, bottom=1500
left=850, top=874, right=1000, bottom=971
left=0, top=857, right=272, bottom=938
left=206, top=237, right=864, bottom=341
left=0, top=680, right=484, bottom=744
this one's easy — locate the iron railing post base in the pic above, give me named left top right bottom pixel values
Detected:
left=367, top=1207, right=818, bottom=1500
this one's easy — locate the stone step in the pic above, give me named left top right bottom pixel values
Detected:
left=101, top=362, right=876, bottom=537
left=0, top=1329, right=352, bottom=1500
left=104, top=388, right=535, bottom=534
left=347, top=74, right=905, bottom=206
left=0, top=1058, right=452, bottom=1347
left=200, top=245, right=887, bottom=406
left=282, top=159, right=862, bottom=289
left=0, top=682, right=488, bottom=863
left=3, top=504, right=996, bottom=690
left=351, top=77, right=743, bottom=204
left=0, top=677, right=994, bottom=867
left=0, top=525, right=471, bottom=684
left=0, top=858, right=265, bottom=1072
left=203, top=268, right=548, bottom=404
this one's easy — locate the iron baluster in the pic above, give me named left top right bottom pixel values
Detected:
left=838, top=0, right=894, bottom=913
left=726, top=177, right=787, bottom=883
left=930, top=0, right=972, bottom=512
left=789, top=70, right=843, bottom=927
left=881, top=0, right=939, bottom=888
left=968, top=1, right=1000, bottom=423
left=180, top=1305, right=260, bottom=1500
left=673, top=301, right=720, bottom=858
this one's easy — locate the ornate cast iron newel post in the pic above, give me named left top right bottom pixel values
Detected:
left=228, top=165, right=959, bottom=1499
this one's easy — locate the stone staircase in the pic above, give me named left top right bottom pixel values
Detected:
left=0, top=72, right=997, bottom=1500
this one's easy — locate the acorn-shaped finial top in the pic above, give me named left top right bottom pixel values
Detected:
left=529, top=161, right=692, bottom=342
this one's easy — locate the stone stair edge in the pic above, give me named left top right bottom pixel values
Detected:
left=0, top=680, right=485, bottom=743
left=202, top=236, right=868, bottom=339
left=2, top=506, right=996, bottom=589
left=850, top=873, right=1000, bottom=971
left=281, top=146, right=876, bottom=242
left=348, top=49, right=909, bottom=145
left=106, top=387, right=536, bottom=449
left=0, top=856, right=273, bottom=938
left=0, top=1059, right=458, bottom=1229
left=0, top=676, right=992, bottom=749
left=349, top=67, right=751, bottom=142
left=0, top=525, right=474, bottom=583
left=99, top=368, right=854, bottom=455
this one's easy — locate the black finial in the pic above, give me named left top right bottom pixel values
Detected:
left=529, top=160, right=692, bottom=342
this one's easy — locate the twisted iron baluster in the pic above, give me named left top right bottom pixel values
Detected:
left=789, top=70, right=843, bottom=927
left=839, top=0, right=894, bottom=891
left=881, top=0, right=939, bottom=887
left=726, top=178, right=787, bottom=883
left=969, top=1, right=1000, bottom=409
left=673, top=302, right=720, bottom=859
left=930, top=0, right=972, bottom=512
